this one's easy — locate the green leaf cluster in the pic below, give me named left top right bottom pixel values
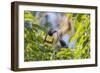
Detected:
left=24, top=11, right=90, bottom=61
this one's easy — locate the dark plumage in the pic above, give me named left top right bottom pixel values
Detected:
left=60, top=39, right=68, bottom=48
left=48, top=29, right=57, bottom=36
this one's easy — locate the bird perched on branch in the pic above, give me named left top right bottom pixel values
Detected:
left=35, top=12, right=75, bottom=49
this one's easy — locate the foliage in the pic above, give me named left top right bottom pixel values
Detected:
left=24, top=11, right=90, bottom=62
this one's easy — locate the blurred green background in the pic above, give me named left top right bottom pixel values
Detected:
left=24, top=11, right=90, bottom=62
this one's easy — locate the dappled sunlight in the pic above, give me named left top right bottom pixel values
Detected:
left=24, top=11, right=90, bottom=61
